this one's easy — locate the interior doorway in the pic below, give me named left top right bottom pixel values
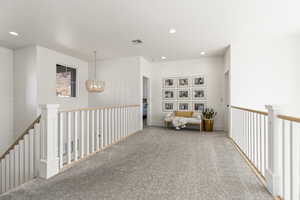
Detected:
left=142, top=76, right=150, bottom=128
left=224, top=71, right=231, bottom=134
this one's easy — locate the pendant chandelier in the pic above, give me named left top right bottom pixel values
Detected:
left=85, top=51, right=105, bottom=93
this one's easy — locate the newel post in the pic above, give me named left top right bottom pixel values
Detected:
left=39, top=104, right=60, bottom=179
left=265, top=105, right=281, bottom=196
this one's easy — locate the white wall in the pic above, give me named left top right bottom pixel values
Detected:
left=88, top=57, right=141, bottom=107
left=14, top=46, right=38, bottom=136
left=14, top=46, right=89, bottom=136
left=150, top=57, right=225, bottom=130
left=230, top=37, right=296, bottom=114
left=36, top=46, right=89, bottom=110
left=0, top=47, right=14, bottom=154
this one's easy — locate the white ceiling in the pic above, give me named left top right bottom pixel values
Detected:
left=0, top=0, right=299, bottom=61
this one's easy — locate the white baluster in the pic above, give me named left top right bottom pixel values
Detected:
left=74, top=111, right=78, bottom=161
left=5, top=154, right=10, bottom=191
left=123, top=107, right=126, bottom=137
left=289, top=121, right=293, bottom=200
left=19, top=140, right=24, bottom=184
left=0, top=160, right=2, bottom=193
left=116, top=107, right=119, bottom=142
left=263, top=116, right=267, bottom=176
left=129, top=107, right=132, bottom=134
left=86, top=110, right=90, bottom=155
left=261, top=115, right=266, bottom=176
left=91, top=110, right=95, bottom=153
left=100, top=109, right=104, bottom=149
left=96, top=110, right=100, bottom=151
left=104, top=108, right=108, bottom=146
left=14, top=144, right=20, bottom=186
left=113, top=108, right=116, bottom=143
left=259, top=114, right=263, bottom=174
left=24, top=134, right=29, bottom=182
left=254, top=113, right=258, bottom=167
left=67, top=112, right=71, bottom=164
left=1, top=159, right=5, bottom=192
left=127, top=107, right=129, bottom=136
left=119, top=107, right=122, bottom=139
left=29, top=130, right=34, bottom=179
left=34, top=123, right=40, bottom=177
left=107, top=108, right=112, bottom=145
left=81, top=111, right=85, bottom=158
left=282, top=119, right=286, bottom=198
left=59, top=112, right=64, bottom=168
left=107, top=108, right=110, bottom=145
left=9, top=150, right=14, bottom=188
left=246, top=111, right=249, bottom=157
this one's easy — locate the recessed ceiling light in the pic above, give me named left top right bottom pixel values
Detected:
left=169, top=29, right=176, bottom=34
left=161, top=56, right=167, bottom=60
left=200, top=51, right=206, bottom=55
left=9, top=31, right=19, bottom=36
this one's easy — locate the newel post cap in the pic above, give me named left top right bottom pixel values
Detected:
left=265, top=105, right=282, bottom=112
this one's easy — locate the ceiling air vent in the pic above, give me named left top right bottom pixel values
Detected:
left=132, top=39, right=143, bottom=45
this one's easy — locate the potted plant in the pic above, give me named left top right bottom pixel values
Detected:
left=202, top=108, right=217, bottom=132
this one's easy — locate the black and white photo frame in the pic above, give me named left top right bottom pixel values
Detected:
left=178, top=102, right=191, bottom=111
left=163, top=78, right=176, bottom=88
left=191, top=75, right=206, bottom=87
left=177, top=89, right=190, bottom=100
left=163, top=101, right=177, bottom=112
left=162, top=75, right=208, bottom=112
left=192, top=88, right=206, bottom=100
left=177, top=77, right=189, bottom=88
left=192, top=102, right=207, bottom=113
left=162, top=89, right=176, bottom=100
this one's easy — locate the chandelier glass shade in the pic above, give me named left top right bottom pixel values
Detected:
left=85, top=51, right=105, bottom=93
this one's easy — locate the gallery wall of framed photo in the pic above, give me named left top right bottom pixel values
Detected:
left=162, top=75, right=207, bottom=113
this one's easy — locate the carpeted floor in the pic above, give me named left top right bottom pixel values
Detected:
left=0, top=127, right=273, bottom=200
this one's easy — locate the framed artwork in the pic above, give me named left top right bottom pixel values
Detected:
left=163, top=102, right=177, bottom=112
left=162, top=89, right=176, bottom=100
left=177, top=77, right=189, bottom=88
left=178, top=102, right=190, bottom=111
left=191, top=75, right=206, bottom=87
left=192, top=88, right=206, bottom=100
left=192, top=102, right=206, bottom=113
left=177, top=89, right=190, bottom=100
left=163, top=78, right=176, bottom=88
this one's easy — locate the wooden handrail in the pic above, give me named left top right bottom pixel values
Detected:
left=277, top=114, right=300, bottom=123
left=0, top=115, right=41, bottom=160
left=59, top=104, right=140, bottom=113
left=231, top=106, right=268, bottom=116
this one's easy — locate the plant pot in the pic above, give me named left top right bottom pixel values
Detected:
left=203, top=119, right=214, bottom=132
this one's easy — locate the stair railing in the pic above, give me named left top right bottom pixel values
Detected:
left=58, top=105, right=140, bottom=169
left=0, top=104, right=141, bottom=195
left=231, top=105, right=300, bottom=200
left=0, top=115, right=41, bottom=194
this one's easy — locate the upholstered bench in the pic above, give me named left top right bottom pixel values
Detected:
left=164, top=111, right=202, bottom=131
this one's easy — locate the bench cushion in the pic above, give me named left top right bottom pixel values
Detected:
left=175, top=111, right=193, bottom=118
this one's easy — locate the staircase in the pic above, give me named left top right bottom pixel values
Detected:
left=0, top=115, right=41, bottom=194
left=0, top=104, right=141, bottom=194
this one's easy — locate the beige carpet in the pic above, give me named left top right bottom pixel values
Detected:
left=0, top=127, right=273, bottom=200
